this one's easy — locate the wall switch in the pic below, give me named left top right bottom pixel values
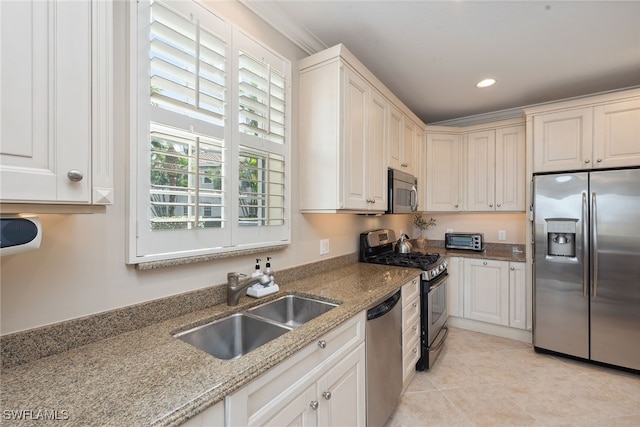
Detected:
left=498, top=230, right=506, bottom=241
left=320, top=239, right=330, bottom=255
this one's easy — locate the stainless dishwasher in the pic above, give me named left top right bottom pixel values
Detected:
left=366, top=290, right=403, bottom=427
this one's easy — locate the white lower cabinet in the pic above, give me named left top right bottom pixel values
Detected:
left=446, top=256, right=464, bottom=318
left=401, top=277, right=420, bottom=388
left=508, top=262, right=527, bottom=330
left=464, top=258, right=510, bottom=326
left=460, top=258, right=527, bottom=330
left=226, top=312, right=366, bottom=427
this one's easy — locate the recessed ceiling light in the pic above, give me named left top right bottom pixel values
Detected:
left=476, top=78, right=496, bottom=88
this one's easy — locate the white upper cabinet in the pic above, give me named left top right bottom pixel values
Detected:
left=426, top=119, right=525, bottom=213
left=466, top=130, right=496, bottom=211
left=528, top=89, right=640, bottom=173
left=495, top=126, right=526, bottom=211
left=299, top=44, right=424, bottom=213
left=425, top=131, right=463, bottom=212
left=0, top=0, right=113, bottom=209
left=593, top=98, right=640, bottom=169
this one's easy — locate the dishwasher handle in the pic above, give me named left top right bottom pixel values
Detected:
left=367, top=290, right=401, bottom=321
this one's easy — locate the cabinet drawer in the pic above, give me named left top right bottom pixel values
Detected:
left=402, top=277, right=420, bottom=305
left=243, top=312, right=365, bottom=418
left=402, top=315, right=420, bottom=347
left=402, top=334, right=420, bottom=382
left=402, top=296, right=420, bottom=330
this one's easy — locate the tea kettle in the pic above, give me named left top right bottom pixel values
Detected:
left=395, top=234, right=413, bottom=254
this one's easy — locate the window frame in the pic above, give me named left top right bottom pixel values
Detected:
left=127, top=0, right=291, bottom=265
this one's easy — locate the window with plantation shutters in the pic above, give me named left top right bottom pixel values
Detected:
left=129, top=0, right=290, bottom=264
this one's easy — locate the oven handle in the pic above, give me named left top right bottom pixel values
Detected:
left=427, top=272, right=448, bottom=292
left=429, top=326, right=449, bottom=352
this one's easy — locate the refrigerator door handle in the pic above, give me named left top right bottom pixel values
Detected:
left=591, top=192, right=598, bottom=299
left=582, top=191, right=589, bottom=297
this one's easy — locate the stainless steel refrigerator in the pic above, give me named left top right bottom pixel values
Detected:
left=533, top=168, right=640, bottom=371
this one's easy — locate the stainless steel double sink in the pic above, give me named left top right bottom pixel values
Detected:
left=174, top=295, right=338, bottom=360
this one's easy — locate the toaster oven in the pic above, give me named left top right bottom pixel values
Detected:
left=445, top=233, right=484, bottom=251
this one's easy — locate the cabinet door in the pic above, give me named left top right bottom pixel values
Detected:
left=317, top=343, right=366, bottom=427
left=446, top=257, right=464, bottom=318
left=495, top=125, right=525, bottom=211
left=1, top=0, right=91, bottom=203
left=463, top=259, right=509, bottom=326
left=466, top=130, right=495, bottom=211
left=532, top=108, right=593, bottom=172
left=401, top=117, right=416, bottom=175
left=593, top=98, right=640, bottom=169
left=426, top=132, right=463, bottom=211
left=509, top=262, right=527, bottom=330
left=368, top=89, right=388, bottom=209
left=415, top=125, right=426, bottom=210
left=388, top=104, right=403, bottom=172
left=251, top=383, right=318, bottom=427
left=342, top=67, right=368, bottom=210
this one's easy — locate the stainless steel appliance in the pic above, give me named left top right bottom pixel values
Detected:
left=359, top=229, right=448, bottom=371
left=386, top=168, right=418, bottom=214
left=445, top=232, right=484, bottom=251
left=366, top=290, right=402, bottom=427
left=533, top=168, right=640, bottom=371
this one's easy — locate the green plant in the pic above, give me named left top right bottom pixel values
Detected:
left=413, top=214, right=436, bottom=231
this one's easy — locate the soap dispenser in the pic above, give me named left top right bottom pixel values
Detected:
left=264, top=257, right=275, bottom=286
left=252, top=259, right=262, bottom=278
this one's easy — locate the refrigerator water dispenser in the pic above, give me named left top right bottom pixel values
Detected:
left=546, top=218, right=577, bottom=257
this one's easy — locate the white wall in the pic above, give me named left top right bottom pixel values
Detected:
left=0, top=1, right=413, bottom=335
left=416, top=213, right=527, bottom=244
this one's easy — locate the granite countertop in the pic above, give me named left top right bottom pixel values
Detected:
left=0, top=263, right=420, bottom=427
left=412, top=240, right=527, bottom=263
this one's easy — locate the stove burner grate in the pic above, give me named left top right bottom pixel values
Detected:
left=368, top=252, right=440, bottom=270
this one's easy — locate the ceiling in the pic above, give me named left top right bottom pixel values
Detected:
left=244, top=1, right=640, bottom=124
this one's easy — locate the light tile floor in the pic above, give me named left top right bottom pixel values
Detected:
left=385, top=327, right=640, bottom=426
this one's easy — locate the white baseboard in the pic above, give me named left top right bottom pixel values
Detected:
left=448, top=316, right=532, bottom=344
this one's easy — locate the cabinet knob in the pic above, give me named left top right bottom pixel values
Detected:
left=318, top=340, right=327, bottom=349
left=67, top=170, right=84, bottom=182
left=412, top=325, right=417, bottom=331
left=584, top=159, right=591, bottom=164
left=454, top=204, right=459, bottom=208
left=310, top=400, right=319, bottom=410
left=413, top=347, right=418, bottom=353
left=489, top=204, right=494, bottom=208
left=322, top=391, right=332, bottom=400
left=371, top=199, right=375, bottom=204
left=497, top=203, right=501, bottom=207
left=511, top=267, right=515, bottom=270
left=597, top=158, right=602, bottom=163
left=483, top=261, right=487, bottom=265
left=412, top=302, right=417, bottom=308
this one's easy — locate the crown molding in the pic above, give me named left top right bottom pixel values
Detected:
left=238, top=0, right=326, bottom=55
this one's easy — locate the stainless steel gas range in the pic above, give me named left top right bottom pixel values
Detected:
left=359, top=229, right=449, bottom=370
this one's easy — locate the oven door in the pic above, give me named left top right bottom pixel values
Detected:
left=426, top=272, right=448, bottom=345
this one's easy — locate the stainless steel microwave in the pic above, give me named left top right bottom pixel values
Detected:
left=386, top=168, right=418, bottom=214
left=445, top=233, right=484, bottom=251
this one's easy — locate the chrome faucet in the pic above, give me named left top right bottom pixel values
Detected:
left=226, top=272, right=271, bottom=306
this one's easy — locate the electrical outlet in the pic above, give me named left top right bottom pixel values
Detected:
left=498, top=230, right=506, bottom=241
left=446, top=228, right=453, bottom=233
left=320, top=239, right=330, bottom=255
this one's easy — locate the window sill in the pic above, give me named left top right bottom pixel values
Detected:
left=135, top=243, right=289, bottom=270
